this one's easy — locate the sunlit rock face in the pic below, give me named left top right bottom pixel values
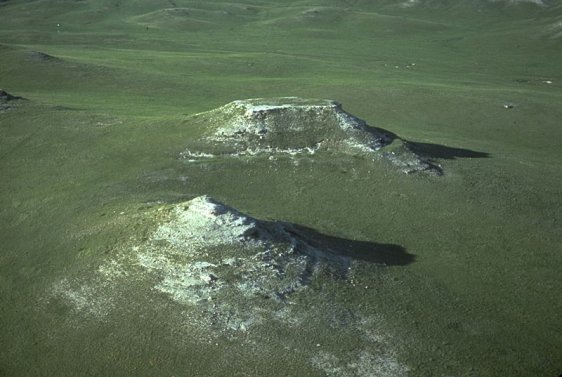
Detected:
left=47, top=194, right=412, bottom=374
left=137, top=195, right=352, bottom=308
left=208, top=98, right=392, bottom=153
left=182, top=97, right=442, bottom=175
left=51, top=194, right=412, bottom=335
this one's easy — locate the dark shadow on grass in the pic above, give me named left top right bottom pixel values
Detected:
left=406, top=142, right=490, bottom=160
left=0, top=89, right=25, bottom=102
left=367, top=125, right=490, bottom=161
left=286, top=224, right=415, bottom=266
left=27, top=51, right=63, bottom=63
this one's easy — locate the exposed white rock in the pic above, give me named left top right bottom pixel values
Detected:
left=44, top=196, right=411, bottom=372
left=207, top=97, right=387, bottom=153
left=182, top=97, right=441, bottom=175
left=136, top=195, right=351, bottom=310
left=311, top=350, right=409, bottom=377
left=150, top=195, right=259, bottom=248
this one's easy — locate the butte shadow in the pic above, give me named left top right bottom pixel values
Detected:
left=132, top=195, right=415, bottom=307
left=285, top=224, right=414, bottom=267
left=368, top=125, right=489, bottom=175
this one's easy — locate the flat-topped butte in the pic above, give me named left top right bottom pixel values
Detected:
left=206, top=97, right=391, bottom=151
left=182, top=97, right=441, bottom=175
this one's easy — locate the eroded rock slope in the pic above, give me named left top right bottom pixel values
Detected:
left=137, top=195, right=352, bottom=307
left=181, top=97, right=442, bottom=175
left=47, top=195, right=412, bottom=375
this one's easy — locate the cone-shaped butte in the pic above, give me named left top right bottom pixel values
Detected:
left=137, top=195, right=352, bottom=306
left=136, top=195, right=414, bottom=312
left=181, top=97, right=441, bottom=175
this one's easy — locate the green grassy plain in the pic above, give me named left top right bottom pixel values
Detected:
left=1, top=0, right=561, bottom=376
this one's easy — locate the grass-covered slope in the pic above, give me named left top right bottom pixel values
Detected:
left=1, top=1, right=561, bottom=376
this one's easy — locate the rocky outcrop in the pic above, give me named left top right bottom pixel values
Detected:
left=136, top=195, right=352, bottom=308
left=127, top=195, right=414, bottom=332
left=181, top=97, right=441, bottom=175
left=47, top=195, right=413, bottom=373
